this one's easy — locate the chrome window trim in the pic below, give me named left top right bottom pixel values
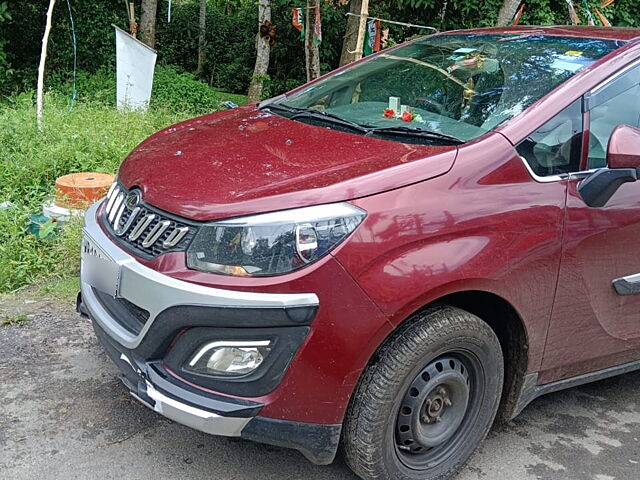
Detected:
left=517, top=155, right=568, bottom=183
left=518, top=57, right=640, bottom=182
left=518, top=155, right=600, bottom=183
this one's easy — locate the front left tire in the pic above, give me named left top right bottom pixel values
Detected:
left=342, top=305, right=504, bottom=480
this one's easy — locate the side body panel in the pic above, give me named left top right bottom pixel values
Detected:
left=336, top=133, right=567, bottom=373
left=540, top=176, right=640, bottom=383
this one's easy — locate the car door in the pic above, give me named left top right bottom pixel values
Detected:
left=540, top=60, right=640, bottom=384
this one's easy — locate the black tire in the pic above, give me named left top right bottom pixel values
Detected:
left=342, top=306, right=504, bottom=480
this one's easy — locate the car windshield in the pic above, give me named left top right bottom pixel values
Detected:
left=273, top=33, right=624, bottom=144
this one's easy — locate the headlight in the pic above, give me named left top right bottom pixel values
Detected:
left=186, top=203, right=366, bottom=276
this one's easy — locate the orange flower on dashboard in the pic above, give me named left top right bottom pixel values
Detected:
left=401, top=110, right=414, bottom=122
left=383, top=108, right=395, bottom=118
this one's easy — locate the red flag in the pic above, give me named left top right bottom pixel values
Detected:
left=512, top=4, right=525, bottom=26
left=595, top=7, right=612, bottom=26
left=292, top=8, right=303, bottom=32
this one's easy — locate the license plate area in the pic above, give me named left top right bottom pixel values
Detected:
left=81, top=232, right=121, bottom=297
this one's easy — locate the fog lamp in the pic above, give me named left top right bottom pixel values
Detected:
left=186, top=340, right=271, bottom=376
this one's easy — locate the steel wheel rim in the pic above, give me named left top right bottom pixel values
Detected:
left=394, top=353, right=484, bottom=470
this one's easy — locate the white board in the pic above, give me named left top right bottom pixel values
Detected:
left=114, top=25, right=157, bottom=112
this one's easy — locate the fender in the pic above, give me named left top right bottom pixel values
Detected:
left=337, top=134, right=568, bottom=374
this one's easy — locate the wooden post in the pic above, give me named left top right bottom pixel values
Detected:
left=496, top=0, right=521, bottom=26
left=36, top=0, right=56, bottom=131
left=139, top=0, right=157, bottom=48
left=197, top=0, right=207, bottom=75
left=339, top=0, right=369, bottom=67
left=246, top=0, right=272, bottom=103
left=304, top=0, right=320, bottom=82
left=128, top=2, right=137, bottom=37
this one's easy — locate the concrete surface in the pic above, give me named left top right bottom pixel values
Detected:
left=1, top=294, right=638, bottom=480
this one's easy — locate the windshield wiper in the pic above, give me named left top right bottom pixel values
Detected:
left=263, top=104, right=463, bottom=143
left=264, top=104, right=371, bottom=134
left=366, top=126, right=464, bottom=144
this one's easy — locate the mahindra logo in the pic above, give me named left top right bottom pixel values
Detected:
left=125, top=190, right=141, bottom=209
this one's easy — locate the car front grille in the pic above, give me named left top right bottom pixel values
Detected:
left=100, top=182, right=197, bottom=258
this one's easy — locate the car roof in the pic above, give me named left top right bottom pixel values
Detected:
left=439, top=25, right=640, bottom=43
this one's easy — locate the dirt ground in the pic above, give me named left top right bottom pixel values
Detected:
left=1, top=292, right=639, bottom=480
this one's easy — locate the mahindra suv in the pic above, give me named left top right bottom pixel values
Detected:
left=78, top=26, right=640, bottom=480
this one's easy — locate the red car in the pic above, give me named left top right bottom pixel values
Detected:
left=78, top=26, right=640, bottom=480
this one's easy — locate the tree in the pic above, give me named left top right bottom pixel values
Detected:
left=496, top=0, right=521, bottom=27
left=139, top=0, right=158, bottom=48
left=339, top=0, right=369, bottom=67
left=197, top=0, right=206, bottom=75
left=246, top=0, right=271, bottom=102
left=305, top=0, right=320, bottom=81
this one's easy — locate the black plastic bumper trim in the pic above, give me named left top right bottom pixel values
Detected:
left=242, top=417, right=342, bottom=465
left=92, top=318, right=262, bottom=418
left=163, top=325, right=310, bottom=397
left=132, top=304, right=318, bottom=359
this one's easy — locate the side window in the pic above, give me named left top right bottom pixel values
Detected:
left=516, top=99, right=583, bottom=177
left=588, top=83, right=640, bottom=169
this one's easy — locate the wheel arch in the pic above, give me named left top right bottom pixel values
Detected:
left=354, top=289, right=531, bottom=424
left=435, top=290, right=530, bottom=422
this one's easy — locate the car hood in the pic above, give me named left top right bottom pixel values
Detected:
left=119, top=106, right=458, bottom=221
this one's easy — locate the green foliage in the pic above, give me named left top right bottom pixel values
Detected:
left=0, top=0, right=127, bottom=95
left=0, top=1, right=10, bottom=88
left=1, top=0, right=639, bottom=98
left=152, top=65, right=246, bottom=113
left=0, top=86, right=243, bottom=292
left=0, top=1, right=9, bottom=21
left=156, top=2, right=256, bottom=93
left=2, top=312, right=29, bottom=326
left=47, top=64, right=245, bottom=113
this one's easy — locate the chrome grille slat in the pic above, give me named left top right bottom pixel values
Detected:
left=106, top=181, right=117, bottom=200
left=112, top=202, right=126, bottom=229
left=142, top=220, right=170, bottom=247
left=129, top=214, right=156, bottom=241
left=105, top=186, right=119, bottom=213
left=108, top=193, right=125, bottom=222
left=163, top=227, right=189, bottom=249
left=116, top=206, right=140, bottom=236
left=101, top=184, right=193, bottom=256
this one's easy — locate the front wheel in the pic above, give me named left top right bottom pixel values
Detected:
left=342, top=306, right=504, bottom=480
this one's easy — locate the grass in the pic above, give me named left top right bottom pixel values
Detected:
left=0, top=79, right=246, bottom=294
left=1, top=312, right=29, bottom=326
left=36, top=276, right=81, bottom=304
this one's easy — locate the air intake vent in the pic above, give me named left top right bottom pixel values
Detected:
left=100, top=183, right=196, bottom=258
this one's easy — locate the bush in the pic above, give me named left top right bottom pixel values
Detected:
left=46, top=65, right=245, bottom=113
left=152, top=65, right=246, bottom=113
left=0, top=87, right=242, bottom=292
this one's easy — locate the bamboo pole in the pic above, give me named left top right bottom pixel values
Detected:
left=36, top=0, right=57, bottom=131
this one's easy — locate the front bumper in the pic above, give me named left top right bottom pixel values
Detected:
left=79, top=200, right=341, bottom=463
left=80, top=202, right=319, bottom=350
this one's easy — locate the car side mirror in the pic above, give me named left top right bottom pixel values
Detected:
left=578, top=125, right=640, bottom=207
